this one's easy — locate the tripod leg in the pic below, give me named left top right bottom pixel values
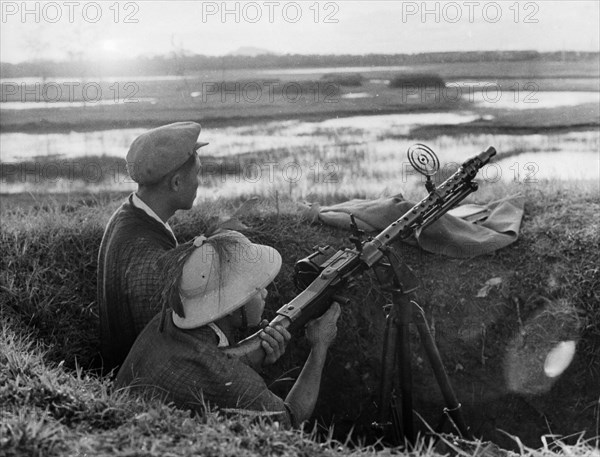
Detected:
left=376, top=303, right=400, bottom=442
left=413, top=303, right=472, bottom=439
left=394, top=290, right=415, bottom=444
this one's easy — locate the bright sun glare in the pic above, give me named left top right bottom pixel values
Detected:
left=102, top=40, right=117, bottom=53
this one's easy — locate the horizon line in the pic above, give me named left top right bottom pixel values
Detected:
left=2, top=49, right=599, bottom=66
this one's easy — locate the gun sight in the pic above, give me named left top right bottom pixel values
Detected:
left=477, top=146, right=496, bottom=165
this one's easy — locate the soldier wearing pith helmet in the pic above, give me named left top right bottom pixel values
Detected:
left=97, top=121, right=208, bottom=373
left=115, top=230, right=341, bottom=428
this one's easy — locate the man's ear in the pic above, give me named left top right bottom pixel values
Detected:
left=169, top=172, right=181, bottom=191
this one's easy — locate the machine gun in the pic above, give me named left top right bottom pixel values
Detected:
left=225, top=144, right=496, bottom=442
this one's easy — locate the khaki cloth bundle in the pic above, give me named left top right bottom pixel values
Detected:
left=301, top=194, right=525, bottom=259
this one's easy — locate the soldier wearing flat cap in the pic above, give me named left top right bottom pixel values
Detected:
left=97, top=121, right=208, bottom=373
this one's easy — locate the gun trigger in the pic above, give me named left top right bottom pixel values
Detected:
left=349, top=214, right=365, bottom=251
left=332, top=294, right=350, bottom=306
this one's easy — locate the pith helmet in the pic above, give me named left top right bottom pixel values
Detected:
left=173, top=231, right=282, bottom=329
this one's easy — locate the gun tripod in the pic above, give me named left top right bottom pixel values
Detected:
left=291, top=144, right=496, bottom=445
left=372, top=246, right=471, bottom=445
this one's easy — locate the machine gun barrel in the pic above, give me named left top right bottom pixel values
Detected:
left=359, top=146, right=495, bottom=267
left=224, top=146, right=496, bottom=365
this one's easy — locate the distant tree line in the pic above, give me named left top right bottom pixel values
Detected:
left=1, top=51, right=598, bottom=78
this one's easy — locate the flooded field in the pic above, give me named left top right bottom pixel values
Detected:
left=1, top=111, right=598, bottom=199
left=2, top=62, right=598, bottom=199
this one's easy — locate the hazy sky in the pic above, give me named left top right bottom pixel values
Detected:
left=1, top=1, right=599, bottom=63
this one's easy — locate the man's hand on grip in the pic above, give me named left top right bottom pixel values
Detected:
left=305, top=301, right=341, bottom=351
left=260, top=324, right=291, bottom=366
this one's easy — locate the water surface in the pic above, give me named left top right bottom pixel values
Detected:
left=1, top=113, right=597, bottom=197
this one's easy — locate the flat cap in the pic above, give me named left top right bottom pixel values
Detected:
left=126, top=122, right=208, bottom=185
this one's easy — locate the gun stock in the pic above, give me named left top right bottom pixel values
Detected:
left=223, top=146, right=496, bottom=366
left=224, top=253, right=360, bottom=365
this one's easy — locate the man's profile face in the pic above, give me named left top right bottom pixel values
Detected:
left=229, top=288, right=268, bottom=329
left=178, top=154, right=202, bottom=210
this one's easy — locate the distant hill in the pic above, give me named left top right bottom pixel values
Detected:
left=1, top=51, right=598, bottom=78
left=227, top=46, right=280, bottom=57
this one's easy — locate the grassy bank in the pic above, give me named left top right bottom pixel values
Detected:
left=1, top=320, right=402, bottom=457
left=5, top=319, right=596, bottom=457
left=1, top=180, right=599, bottom=455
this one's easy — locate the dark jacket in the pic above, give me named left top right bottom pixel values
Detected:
left=115, top=313, right=294, bottom=428
left=97, top=194, right=176, bottom=372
